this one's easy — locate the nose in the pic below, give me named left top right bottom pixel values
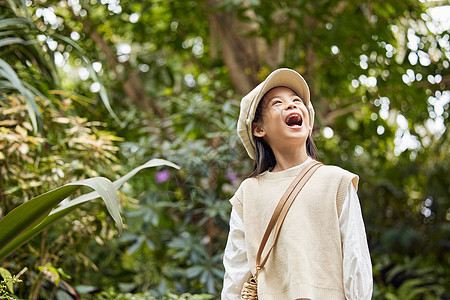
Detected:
left=286, top=101, right=298, bottom=110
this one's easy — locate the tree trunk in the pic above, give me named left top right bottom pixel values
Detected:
left=207, top=0, right=285, bottom=95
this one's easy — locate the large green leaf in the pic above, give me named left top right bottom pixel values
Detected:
left=0, top=179, right=109, bottom=259
left=0, top=159, right=180, bottom=261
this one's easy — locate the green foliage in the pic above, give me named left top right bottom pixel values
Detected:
left=0, top=94, right=122, bottom=203
left=373, top=255, right=447, bottom=299
left=0, top=0, right=119, bottom=132
left=0, top=156, right=178, bottom=261
left=87, top=287, right=213, bottom=300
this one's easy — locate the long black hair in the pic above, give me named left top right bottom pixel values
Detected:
left=248, top=88, right=318, bottom=178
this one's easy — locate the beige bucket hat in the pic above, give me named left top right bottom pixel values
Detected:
left=237, top=68, right=315, bottom=159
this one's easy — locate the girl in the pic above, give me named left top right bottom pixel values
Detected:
left=222, top=68, right=373, bottom=299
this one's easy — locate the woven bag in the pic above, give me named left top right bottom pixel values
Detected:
left=241, top=276, right=258, bottom=299
left=240, top=161, right=323, bottom=300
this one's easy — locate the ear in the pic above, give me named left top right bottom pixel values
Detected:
left=252, top=122, right=266, bottom=138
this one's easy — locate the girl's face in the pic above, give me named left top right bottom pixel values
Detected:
left=252, top=86, right=311, bottom=153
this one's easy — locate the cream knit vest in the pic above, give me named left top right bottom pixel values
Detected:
left=230, top=163, right=358, bottom=300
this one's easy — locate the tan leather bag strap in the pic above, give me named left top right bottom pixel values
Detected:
left=254, top=160, right=323, bottom=277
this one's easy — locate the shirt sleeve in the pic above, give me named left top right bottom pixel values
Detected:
left=222, top=208, right=252, bottom=300
left=340, top=183, right=373, bottom=299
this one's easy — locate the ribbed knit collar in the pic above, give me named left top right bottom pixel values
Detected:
left=260, top=157, right=313, bottom=180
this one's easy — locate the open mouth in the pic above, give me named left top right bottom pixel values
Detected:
left=285, top=113, right=303, bottom=128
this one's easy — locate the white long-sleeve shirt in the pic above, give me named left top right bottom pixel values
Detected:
left=222, top=179, right=373, bottom=299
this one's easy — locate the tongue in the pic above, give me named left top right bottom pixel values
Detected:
left=286, top=115, right=302, bottom=126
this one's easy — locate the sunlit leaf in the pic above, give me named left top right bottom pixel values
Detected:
left=0, top=267, right=13, bottom=293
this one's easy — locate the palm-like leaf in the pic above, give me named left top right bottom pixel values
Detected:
left=0, top=58, right=42, bottom=132
left=0, top=1, right=122, bottom=131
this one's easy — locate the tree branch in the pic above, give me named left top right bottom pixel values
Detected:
left=319, top=103, right=364, bottom=127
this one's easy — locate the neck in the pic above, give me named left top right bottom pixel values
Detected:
left=271, top=146, right=309, bottom=172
